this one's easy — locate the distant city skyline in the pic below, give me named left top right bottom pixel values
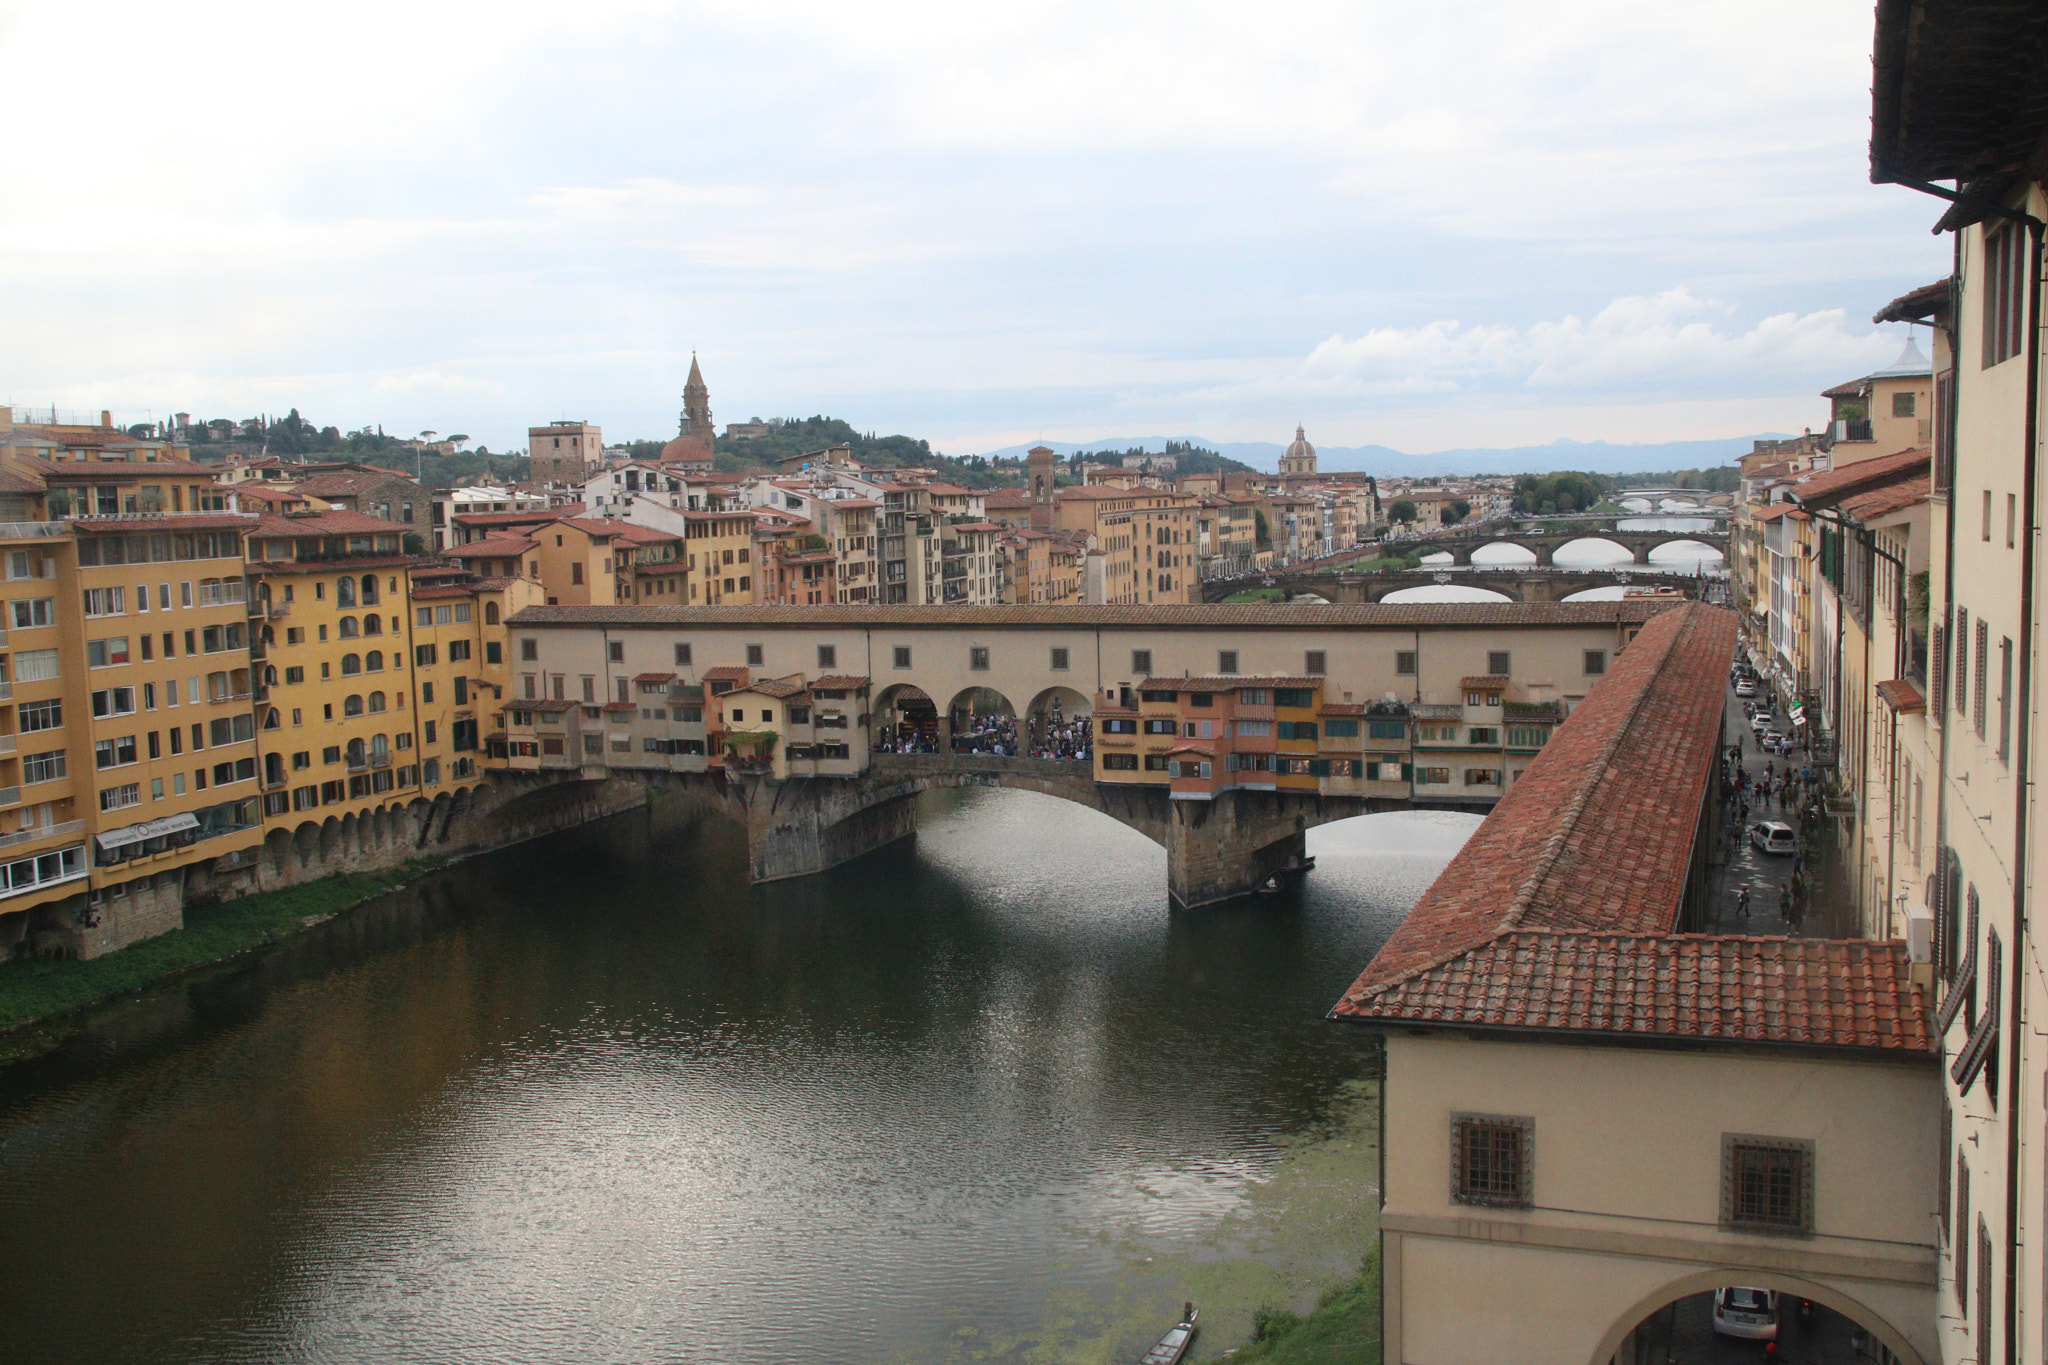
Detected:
left=3, top=0, right=1948, bottom=458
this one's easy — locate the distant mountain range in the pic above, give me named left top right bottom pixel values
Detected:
left=978, top=434, right=1782, bottom=478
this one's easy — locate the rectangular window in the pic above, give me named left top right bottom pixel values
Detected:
left=1583, top=650, right=1606, bottom=675
left=23, top=750, right=66, bottom=784
left=1304, top=650, right=1326, bottom=675
left=1720, top=1135, right=1814, bottom=1236
left=10, top=598, right=53, bottom=629
left=816, top=644, right=837, bottom=669
left=415, top=643, right=438, bottom=667
left=16, top=648, right=58, bottom=682
left=1487, top=651, right=1510, bottom=676
left=746, top=644, right=764, bottom=667
left=1450, top=1114, right=1531, bottom=1209
left=1983, top=222, right=2026, bottom=368
left=522, top=639, right=540, bottom=662
left=1100, top=753, right=1138, bottom=771
left=86, top=637, right=131, bottom=667
left=1367, top=719, right=1405, bottom=740
left=1131, top=649, right=1153, bottom=676
left=91, top=687, right=136, bottom=718
left=448, top=640, right=471, bottom=663
left=81, top=585, right=125, bottom=617
left=1977, top=1217, right=1993, bottom=1362
left=1956, top=607, right=1970, bottom=715
left=18, top=699, right=61, bottom=732
left=1975, top=618, right=1990, bottom=739
left=1323, top=718, right=1359, bottom=738
left=674, top=643, right=692, bottom=666
left=1049, top=647, right=1070, bottom=671
left=1893, top=390, right=1917, bottom=418
left=94, top=736, right=138, bottom=769
left=2000, top=637, right=2014, bottom=764
left=894, top=646, right=912, bottom=669
left=99, top=782, right=141, bottom=812
left=1395, top=650, right=1417, bottom=676
left=969, top=646, right=990, bottom=671
left=1218, top=650, right=1239, bottom=673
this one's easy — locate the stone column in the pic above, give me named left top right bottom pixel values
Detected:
left=741, top=775, right=920, bottom=883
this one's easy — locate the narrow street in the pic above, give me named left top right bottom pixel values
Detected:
left=1706, top=666, right=1852, bottom=939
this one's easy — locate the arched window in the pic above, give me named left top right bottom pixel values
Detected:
left=361, top=574, right=380, bottom=605
left=261, top=705, right=281, bottom=730
left=261, top=625, right=274, bottom=646
left=263, top=665, right=277, bottom=686
left=363, top=614, right=382, bottom=636
left=370, top=733, right=390, bottom=763
left=344, top=694, right=364, bottom=717
left=336, top=576, right=356, bottom=608
left=337, top=616, right=359, bottom=639
left=365, top=650, right=384, bottom=672
left=485, top=602, right=499, bottom=625
left=345, top=738, right=365, bottom=764
left=341, top=653, right=361, bottom=676
left=367, top=690, right=387, bottom=713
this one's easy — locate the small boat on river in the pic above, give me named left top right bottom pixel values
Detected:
left=1139, top=1302, right=1198, bottom=1364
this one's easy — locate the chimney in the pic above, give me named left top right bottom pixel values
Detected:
left=100, top=409, right=113, bottom=430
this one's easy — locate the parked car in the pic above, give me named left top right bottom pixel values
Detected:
left=1734, top=678, right=1757, bottom=698
left=1750, top=821, right=1798, bottom=855
left=1711, top=1286, right=1779, bottom=1340
left=1750, top=713, right=1772, bottom=735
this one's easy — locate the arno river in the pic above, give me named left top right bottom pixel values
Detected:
left=0, top=790, right=1475, bottom=1364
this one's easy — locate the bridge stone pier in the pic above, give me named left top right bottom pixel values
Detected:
left=624, top=753, right=1438, bottom=907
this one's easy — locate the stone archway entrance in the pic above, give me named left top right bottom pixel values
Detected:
left=874, top=683, right=938, bottom=753
left=1595, top=1268, right=1927, bottom=1365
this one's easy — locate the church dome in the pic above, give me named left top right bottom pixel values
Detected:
left=661, top=433, right=714, bottom=464
left=1285, top=426, right=1315, bottom=462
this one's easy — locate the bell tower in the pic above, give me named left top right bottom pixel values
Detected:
left=680, top=353, right=714, bottom=448
left=1028, top=445, right=1057, bottom=529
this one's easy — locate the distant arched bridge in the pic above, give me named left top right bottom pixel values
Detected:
left=1206, top=567, right=1708, bottom=605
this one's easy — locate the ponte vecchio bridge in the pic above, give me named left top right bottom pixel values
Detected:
left=502, top=601, right=1682, bottom=906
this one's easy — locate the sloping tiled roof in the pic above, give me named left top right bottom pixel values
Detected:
left=700, top=665, right=749, bottom=680
left=1874, top=279, right=1952, bottom=325
left=508, top=602, right=1678, bottom=631
left=248, top=508, right=397, bottom=538
left=1877, top=678, right=1926, bottom=713
left=1839, top=477, right=1932, bottom=523
left=809, top=675, right=871, bottom=691
left=449, top=535, right=536, bottom=558
left=1345, top=933, right=1931, bottom=1051
left=1787, top=448, right=1931, bottom=509
left=71, top=512, right=258, bottom=533
left=633, top=671, right=677, bottom=684
left=1139, top=675, right=1320, bottom=691
left=1330, top=602, right=1933, bottom=1056
left=731, top=678, right=807, bottom=700
left=1460, top=675, right=1510, bottom=689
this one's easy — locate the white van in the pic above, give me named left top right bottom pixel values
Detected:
left=1712, top=1286, right=1778, bottom=1340
left=1750, top=821, right=1797, bottom=855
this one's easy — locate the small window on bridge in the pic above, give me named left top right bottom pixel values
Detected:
left=747, top=644, right=764, bottom=667
left=1131, top=649, right=1152, bottom=675
left=1396, top=651, right=1417, bottom=675
left=675, top=643, right=692, bottom=666
left=1487, top=651, right=1510, bottom=675
left=1584, top=650, right=1607, bottom=675
left=1304, top=650, right=1327, bottom=675
left=894, top=647, right=912, bottom=669
left=1218, top=650, right=1239, bottom=673
left=970, top=647, right=990, bottom=671
left=1050, top=647, right=1070, bottom=671
left=1187, top=692, right=1213, bottom=707
left=817, top=644, right=837, bottom=668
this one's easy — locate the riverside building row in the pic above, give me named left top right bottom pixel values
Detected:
left=0, top=407, right=537, bottom=959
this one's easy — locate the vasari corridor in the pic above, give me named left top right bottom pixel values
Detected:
left=8, top=0, right=2046, bottom=1362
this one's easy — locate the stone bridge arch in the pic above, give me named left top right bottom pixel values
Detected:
left=1590, top=1265, right=1930, bottom=1365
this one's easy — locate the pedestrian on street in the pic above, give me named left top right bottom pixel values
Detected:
left=1736, top=887, right=1751, bottom=918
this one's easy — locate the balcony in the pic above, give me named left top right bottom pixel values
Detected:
left=0, top=734, right=15, bottom=755
left=0, top=786, right=20, bottom=807
left=0, top=818, right=84, bottom=851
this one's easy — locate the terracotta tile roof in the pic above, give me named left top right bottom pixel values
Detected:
left=633, top=671, right=677, bottom=684
left=448, top=535, right=536, bottom=558
left=1139, top=675, right=1319, bottom=691
left=603, top=701, right=636, bottom=713
left=1877, top=678, right=1926, bottom=713
left=880, top=683, right=931, bottom=702
left=1341, top=933, right=1930, bottom=1051
left=1874, top=279, right=1951, bottom=325
left=0, top=466, right=45, bottom=494
left=731, top=678, right=807, bottom=700
left=410, top=584, right=482, bottom=601
left=1787, top=448, right=1931, bottom=509
left=809, top=675, right=871, bottom=691
left=1319, top=702, right=1365, bottom=715
left=700, top=665, right=750, bottom=680
left=454, top=506, right=583, bottom=526
left=296, top=470, right=426, bottom=498
left=1460, top=675, right=1510, bottom=689
left=1839, top=477, right=1932, bottom=523
left=608, top=521, right=681, bottom=543
left=524, top=698, right=578, bottom=713
left=1331, top=603, right=1933, bottom=1056
left=247, top=508, right=396, bottom=538
left=506, top=602, right=1677, bottom=631
left=71, top=512, right=257, bottom=532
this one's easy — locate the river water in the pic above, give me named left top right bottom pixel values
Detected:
left=0, top=791, right=1474, bottom=1365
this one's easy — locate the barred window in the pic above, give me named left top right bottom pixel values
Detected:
left=1721, top=1135, right=1814, bottom=1236
left=1450, top=1113, right=1531, bottom=1208
left=1395, top=650, right=1417, bottom=675
left=1956, top=606, right=1970, bottom=716
left=1930, top=620, right=1948, bottom=715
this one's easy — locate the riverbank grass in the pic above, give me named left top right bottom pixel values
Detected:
left=1222, top=1254, right=1381, bottom=1364
left=1223, top=587, right=1287, bottom=603
left=0, top=862, right=438, bottom=1034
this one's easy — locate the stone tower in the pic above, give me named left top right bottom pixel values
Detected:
left=680, top=353, right=714, bottom=449
left=1028, top=445, right=1057, bottom=530
left=1280, top=425, right=1317, bottom=478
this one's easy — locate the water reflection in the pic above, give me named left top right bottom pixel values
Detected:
left=0, top=793, right=1474, bottom=1365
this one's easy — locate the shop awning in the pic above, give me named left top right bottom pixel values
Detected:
left=93, top=811, right=199, bottom=853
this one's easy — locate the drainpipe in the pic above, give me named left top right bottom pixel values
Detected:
left=2003, top=208, right=2043, bottom=1365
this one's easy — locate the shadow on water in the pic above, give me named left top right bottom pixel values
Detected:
left=0, top=790, right=1477, bottom=1365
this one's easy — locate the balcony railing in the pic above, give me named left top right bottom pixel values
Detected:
left=0, top=818, right=84, bottom=850
left=0, top=734, right=15, bottom=755
left=0, top=786, right=22, bottom=807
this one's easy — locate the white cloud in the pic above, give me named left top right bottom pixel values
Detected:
left=1299, top=290, right=1895, bottom=398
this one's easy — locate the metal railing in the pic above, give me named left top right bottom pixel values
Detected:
left=0, top=818, right=84, bottom=850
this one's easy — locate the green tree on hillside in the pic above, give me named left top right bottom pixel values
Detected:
left=1388, top=499, right=1419, bottom=524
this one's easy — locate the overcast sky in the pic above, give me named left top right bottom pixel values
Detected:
left=1, top=0, right=1952, bottom=456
